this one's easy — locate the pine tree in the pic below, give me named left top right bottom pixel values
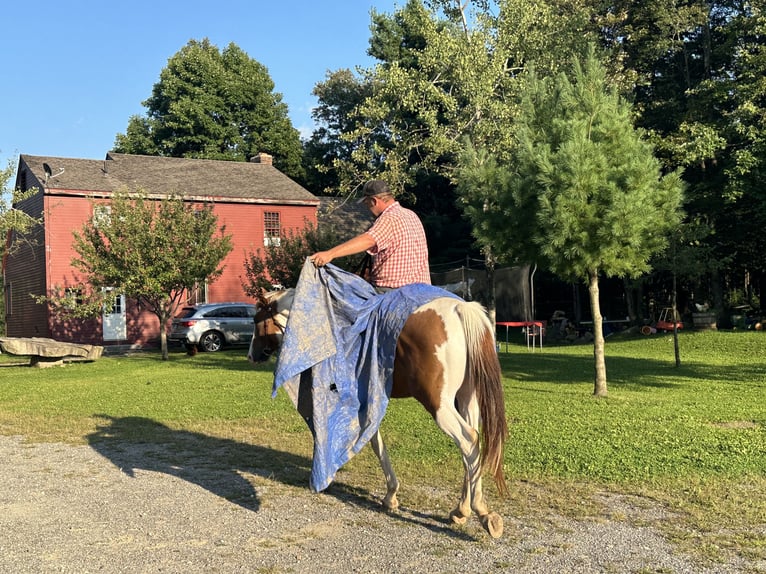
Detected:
left=459, top=46, right=684, bottom=396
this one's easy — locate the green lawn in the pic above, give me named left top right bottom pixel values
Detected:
left=0, top=330, right=763, bottom=564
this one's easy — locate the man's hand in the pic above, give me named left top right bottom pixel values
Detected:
left=309, top=234, right=375, bottom=268
left=310, top=251, right=333, bottom=267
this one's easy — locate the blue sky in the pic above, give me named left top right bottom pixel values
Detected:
left=1, top=1, right=400, bottom=177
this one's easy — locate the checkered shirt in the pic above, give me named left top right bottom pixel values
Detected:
left=366, top=202, right=431, bottom=288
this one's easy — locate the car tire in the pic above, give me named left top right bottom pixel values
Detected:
left=199, top=331, right=224, bottom=352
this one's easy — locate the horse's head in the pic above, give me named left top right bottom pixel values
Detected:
left=247, top=289, right=293, bottom=364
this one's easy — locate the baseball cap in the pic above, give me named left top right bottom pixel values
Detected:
left=357, top=180, right=391, bottom=203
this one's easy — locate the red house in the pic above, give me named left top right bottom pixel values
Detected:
left=4, top=152, right=319, bottom=349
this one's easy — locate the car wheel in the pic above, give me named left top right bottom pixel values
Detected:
left=199, top=331, right=224, bottom=352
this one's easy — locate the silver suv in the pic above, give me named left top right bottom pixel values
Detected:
left=169, top=302, right=257, bottom=352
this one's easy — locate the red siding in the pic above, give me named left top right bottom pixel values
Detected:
left=5, top=190, right=48, bottom=338
left=208, top=203, right=317, bottom=301
left=5, top=193, right=317, bottom=347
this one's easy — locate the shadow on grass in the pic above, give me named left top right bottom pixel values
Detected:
left=86, top=414, right=474, bottom=540
left=497, top=347, right=766, bottom=389
left=138, top=346, right=262, bottom=372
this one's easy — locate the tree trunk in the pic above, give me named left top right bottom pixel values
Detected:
left=160, top=329, right=169, bottom=361
left=485, top=248, right=496, bottom=324
left=623, top=277, right=637, bottom=323
left=589, top=271, right=608, bottom=397
left=158, top=310, right=170, bottom=361
left=672, top=271, right=681, bottom=367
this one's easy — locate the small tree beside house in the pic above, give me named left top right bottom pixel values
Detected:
left=56, top=191, right=233, bottom=360
left=242, top=198, right=373, bottom=292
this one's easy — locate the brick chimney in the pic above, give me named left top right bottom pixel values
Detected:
left=250, top=152, right=273, bottom=165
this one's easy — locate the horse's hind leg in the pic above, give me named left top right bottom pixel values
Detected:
left=436, top=400, right=503, bottom=538
left=433, top=405, right=482, bottom=513
left=370, top=430, right=399, bottom=510
left=457, top=392, right=504, bottom=538
left=442, top=397, right=477, bottom=526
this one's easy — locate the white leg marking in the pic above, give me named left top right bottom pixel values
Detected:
left=370, top=429, right=399, bottom=510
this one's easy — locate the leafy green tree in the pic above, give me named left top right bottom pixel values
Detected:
left=1, top=160, right=39, bottom=254
left=302, top=69, right=372, bottom=195
left=242, top=220, right=365, bottom=293
left=601, top=0, right=766, bottom=310
left=314, top=0, right=603, bottom=190
left=307, top=0, right=604, bottom=264
left=66, top=191, right=233, bottom=360
left=457, top=48, right=684, bottom=396
left=114, top=39, right=304, bottom=181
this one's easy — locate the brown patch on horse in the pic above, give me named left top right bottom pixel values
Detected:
left=390, top=307, right=448, bottom=416
left=249, top=301, right=284, bottom=362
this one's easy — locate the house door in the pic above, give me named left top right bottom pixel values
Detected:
left=102, top=291, right=127, bottom=341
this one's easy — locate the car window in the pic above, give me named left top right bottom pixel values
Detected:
left=196, top=305, right=254, bottom=318
left=204, top=308, right=228, bottom=318
left=175, top=307, right=198, bottom=319
left=231, top=307, right=248, bottom=318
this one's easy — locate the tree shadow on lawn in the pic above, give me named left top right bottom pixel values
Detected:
left=498, top=350, right=762, bottom=389
left=160, top=346, right=264, bottom=372
left=86, top=414, right=472, bottom=540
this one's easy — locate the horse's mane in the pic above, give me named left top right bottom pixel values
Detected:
left=267, top=288, right=295, bottom=315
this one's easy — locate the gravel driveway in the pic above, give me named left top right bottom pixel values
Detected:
left=0, top=434, right=759, bottom=573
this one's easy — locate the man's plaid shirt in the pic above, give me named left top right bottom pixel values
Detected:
left=366, top=202, right=431, bottom=288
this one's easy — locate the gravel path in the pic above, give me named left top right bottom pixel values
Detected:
left=0, top=435, right=759, bottom=573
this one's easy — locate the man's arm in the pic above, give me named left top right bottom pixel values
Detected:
left=310, top=233, right=377, bottom=267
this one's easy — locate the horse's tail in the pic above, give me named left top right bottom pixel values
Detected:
left=457, top=301, right=509, bottom=496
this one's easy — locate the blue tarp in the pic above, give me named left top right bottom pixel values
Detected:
left=273, top=259, right=458, bottom=492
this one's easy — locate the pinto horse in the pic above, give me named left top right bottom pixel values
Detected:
left=248, top=288, right=508, bottom=538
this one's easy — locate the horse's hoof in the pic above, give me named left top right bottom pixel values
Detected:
left=382, top=494, right=399, bottom=511
left=481, top=512, right=504, bottom=538
left=449, top=509, right=468, bottom=525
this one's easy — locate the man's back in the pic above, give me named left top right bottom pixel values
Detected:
left=366, top=202, right=430, bottom=288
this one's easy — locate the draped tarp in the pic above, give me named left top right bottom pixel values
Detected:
left=273, top=259, right=457, bottom=492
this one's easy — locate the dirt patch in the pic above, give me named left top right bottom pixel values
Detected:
left=711, top=420, right=760, bottom=429
left=0, top=435, right=759, bottom=573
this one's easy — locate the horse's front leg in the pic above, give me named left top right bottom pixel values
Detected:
left=370, top=429, right=399, bottom=510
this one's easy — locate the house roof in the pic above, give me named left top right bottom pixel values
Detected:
left=317, top=197, right=374, bottom=241
left=18, top=153, right=319, bottom=206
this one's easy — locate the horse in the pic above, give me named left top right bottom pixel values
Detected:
left=248, top=287, right=508, bottom=538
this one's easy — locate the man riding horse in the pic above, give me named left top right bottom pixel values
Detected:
left=310, top=179, right=430, bottom=293
left=254, top=180, right=508, bottom=538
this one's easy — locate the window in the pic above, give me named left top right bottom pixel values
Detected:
left=107, top=293, right=123, bottom=315
left=205, top=306, right=246, bottom=318
left=186, top=282, right=208, bottom=305
left=264, top=211, right=281, bottom=247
